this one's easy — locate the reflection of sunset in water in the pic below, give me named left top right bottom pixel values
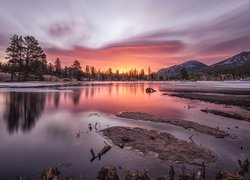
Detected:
left=0, top=82, right=250, bottom=179
left=45, top=83, right=182, bottom=117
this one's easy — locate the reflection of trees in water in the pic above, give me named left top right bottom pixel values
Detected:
left=72, top=90, right=81, bottom=105
left=83, top=87, right=95, bottom=99
left=54, top=92, right=60, bottom=108
left=4, top=92, right=46, bottom=134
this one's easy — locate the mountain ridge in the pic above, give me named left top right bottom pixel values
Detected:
left=157, top=60, right=207, bottom=76
left=156, top=51, right=250, bottom=76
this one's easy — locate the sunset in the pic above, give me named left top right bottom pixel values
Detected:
left=0, top=0, right=250, bottom=179
left=1, top=0, right=250, bottom=72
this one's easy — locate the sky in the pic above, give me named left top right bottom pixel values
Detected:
left=0, top=0, right=250, bottom=72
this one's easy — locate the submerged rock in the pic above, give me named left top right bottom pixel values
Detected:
left=146, top=87, right=156, bottom=93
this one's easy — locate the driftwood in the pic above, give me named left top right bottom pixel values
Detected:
left=98, top=145, right=112, bottom=159
left=189, top=134, right=194, bottom=142
left=76, top=132, right=80, bottom=138
left=90, top=145, right=112, bottom=162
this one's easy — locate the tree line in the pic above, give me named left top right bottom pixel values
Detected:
left=49, top=60, right=153, bottom=81
left=0, top=34, right=154, bottom=81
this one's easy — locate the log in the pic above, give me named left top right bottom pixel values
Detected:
left=98, top=145, right=112, bottom=160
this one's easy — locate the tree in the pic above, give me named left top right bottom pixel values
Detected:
left=90, top=66, right=95, bottom=79
left=71, top=60, right=83, bottom=80
left=148, top=66, right=151, bottom=75
left=47, top=63, right=54, bottom=75
left=147, top=66, right=152, bottom=80
left=5, top=34, right=24, bottom=81
left=180, top=68, right=189, bottom=80
left=54, top=58, right=62, bottom=77
left=85, top=65, right=90, bottom=79
left=62, top=66, right=69, bottom=78
left=23, top=36, right=46, bottom=80
left=139, top=69, right=145, bottom=80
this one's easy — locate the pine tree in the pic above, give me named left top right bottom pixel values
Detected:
left=23, top=36, right=46, bottom=80
left=71, top=60, right=83, bottom=80
left=54, top=58, right=62, bottom=77
left=5, top=34, right=24, bottom=81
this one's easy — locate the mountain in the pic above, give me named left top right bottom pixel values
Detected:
left=209, top=51, right=250, bottom=70
left=155, top=51, right=250, bottom=80
left=156, top=60, right=207, bottom=76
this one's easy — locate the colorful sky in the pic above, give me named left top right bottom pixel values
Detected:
left=0, top=0, right=250, bottom=72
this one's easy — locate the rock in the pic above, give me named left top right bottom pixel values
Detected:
left=96, top=166, right=119, bottom=180
left=146, top=87, right=156, bottom=93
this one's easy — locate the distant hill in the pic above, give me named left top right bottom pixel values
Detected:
left=206, top=51, right=250, bottom=72
left=156, top=60, right=207, bottom=77
left=156, top=51, right=250, bottom=80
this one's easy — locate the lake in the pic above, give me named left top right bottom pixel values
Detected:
left=0, top=81, right=249, bottom=179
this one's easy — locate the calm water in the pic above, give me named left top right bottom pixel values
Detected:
left=0, top=82, right=250, bottom=179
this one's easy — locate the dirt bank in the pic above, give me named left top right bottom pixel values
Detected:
left=161, top=88, right=250, bottom=95
left=201, top=109, right=250, bottom=122
left=165, top=93, right=250, bottom=108
left=101, top=126, right=216, bottom=165
left=117, top=112, right=230, bottom=138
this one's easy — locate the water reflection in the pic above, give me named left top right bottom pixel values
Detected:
left=1, top=83, right=179, bottom=134
left=54, top=92, right=60, bottom=108
left=72, top=89, right=81, bottom=105
left=0, top=82, right=249, bottom=179
left=3, top=92, right=46, bottom=134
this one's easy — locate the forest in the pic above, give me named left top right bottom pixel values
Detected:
left=0, top=34, right=157, bottom=82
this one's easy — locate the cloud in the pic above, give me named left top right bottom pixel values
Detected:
left=46, top=39, right=185, bottom=61
left=0, top=0, right=250, bottom=69
left=47, top=23, right=72, bottom=37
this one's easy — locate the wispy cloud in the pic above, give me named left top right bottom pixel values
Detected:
left=0, top=0, right=249, bottom=69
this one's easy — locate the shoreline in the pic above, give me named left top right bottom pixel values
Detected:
left=0, top=81, right=114, bottom=88
left=165, top=93, right=250, bottom=108
left=116, top=112, right=231, bottom=138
